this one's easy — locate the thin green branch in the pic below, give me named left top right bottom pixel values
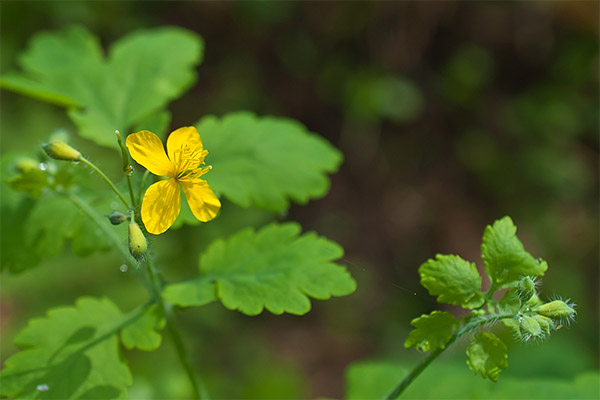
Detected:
left=144, top=257, right=209, bottom=400
left=79, top=157, right=130, bottom=209
left=138, top=169, right=150, bottom=202
left=115, top=130, right=137, bottom=207
left=385, top=313, right=514, bottom=399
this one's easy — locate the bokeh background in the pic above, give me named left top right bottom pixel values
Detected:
left=1, top=2, right=598, bottom=398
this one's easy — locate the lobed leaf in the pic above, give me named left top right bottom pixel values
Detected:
left=163, top=222, right=356, bottom=315
left=419, top=254, right=484, bottom=308
left=466, top=332, right=508, bottom=382
left=196, top=111, right=343, bottom=212
left=1, top=26, right=202, bottom=147
left=0, top=297, right=133, bottom=399
left=120, top=305, right=165, bottom=351
left=404, top=310, right=458, bottom=352
left=481, top=216, right=548, bottom=289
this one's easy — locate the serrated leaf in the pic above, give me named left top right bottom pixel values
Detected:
left=419, top=254, right=484, bottom=308
left=196, top=112, right=343, bottom=212
left=481, top=216, right=548, bottom=289
left=2, top=26, right=202, bottom=148
left=163, top=222, right=356, bottom=315
left=120, top=305, right=165, bottom=351
left=466, top=332, right=508, bottom=382
left=0, top=297, right=133, bottom=399
left=404, top=311, right=458, bottom=352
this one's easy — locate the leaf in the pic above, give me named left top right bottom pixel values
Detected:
left=419, top=254, right=485, bottom=308
left=196, top=111, right=343, bottom=212
left=481, top=216, right=548, bottom=289
left=466, top=332, right=508, bottom=382
left=345, top=361, right=407, bottom=400
left=163, top=222, right=356, bottom=315
left=2, top=26, right=202, bottom=148
left=0, top=297, right=133, bottom=399
left=404, top=311, right=458, bottom=352
left=120, top=305, right=165, bottom=351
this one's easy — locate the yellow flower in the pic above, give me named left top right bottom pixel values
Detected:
left=126, top=127, right=221, bottom=234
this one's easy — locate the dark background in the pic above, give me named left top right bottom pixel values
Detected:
left=1, top=2, right=598, bottom=398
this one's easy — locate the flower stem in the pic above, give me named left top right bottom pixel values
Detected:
left=144, top=257, right=209, bottom=400
left=385, top=313, right=514, bottom=399
left=115, top=130, right=137, bottom=207
left=79, top=157, right=130, bottom=209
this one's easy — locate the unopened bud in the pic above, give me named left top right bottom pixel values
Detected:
left=519, top=315, right=542, bottom=338
left=532, top=314, right=553, bottom=335
left=42, top=141, right=82, bottom=162
left=15, top=158, right=40, bottom=173
left=534, top=300, right=576, bottom=319
left=526, top=294, right=543, bottom=308
left=106, top=211, right=128, bottom=225
left=517, top=276, right=537, bottom=302
left=128, top=221, right=147, bottom=260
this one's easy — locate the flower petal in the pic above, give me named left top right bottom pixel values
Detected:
left=167, top=126, right=204, bottom=162
left=180, top=180, right=221, bottom=222
left=141, top=178, right=181, bottom=234
left=126, top=130, right=174, bottom=177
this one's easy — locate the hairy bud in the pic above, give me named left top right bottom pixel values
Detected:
left=128, top=221, right=147, bottom=260
left=519, top=315, right=542, bottom=339
left=42, top=141, right=82, bottom=162
left=106, top=211, right=128, bottom=225
left=534, top=300, right=576, bottom=319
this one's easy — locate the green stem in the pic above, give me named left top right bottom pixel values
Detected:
left=144, top=257, right=209, bottom=400
left=385, top=313, right=514, bottom=399
left=138, top=169, right=150, bottom=202
left=115, top=130, right=137, bottom=207
left=79, top=157, right=130, bottom=209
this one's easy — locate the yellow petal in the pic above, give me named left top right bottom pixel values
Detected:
left=141, top=178, right=181, bottom=234
left=180, top=179, right=221, bottom=222
left=167, top=126, right=204, bottom=162
left=126, top=130, right=174, bottom=177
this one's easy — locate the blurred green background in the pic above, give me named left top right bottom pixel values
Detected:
left=1, top=2, right=598, bottom=398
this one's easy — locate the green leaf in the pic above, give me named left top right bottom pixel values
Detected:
left=2, top=26, right=202, bottom=148
left=466, top=332, right=508, bottom=382
left=419, top=254, right=484, bottom=308
left=0, top=297, right=133, bottom=399
left=404, top=311, right=458, bottom=352
left=163, top=222, right=356, bottom=315
left=196, top=111, right=343, bottom=212
left=481, top=216, right=548, bottom=289
left=120, top=305, right=165, bottom=351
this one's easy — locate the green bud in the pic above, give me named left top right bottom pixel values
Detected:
left=128, top=221, right=147, bottom=260
left=534, top=300, right=576, bottom=319
left=532, top=314, right=553, bottom=335
left=517, top=276, right=537, bottom=302
left=106, top=211, right=128, bottom=225
left=15, top=158, right=40, bottom=173
left=526, top=294, right=543, bottom=308
left=519, top=315, right=542, bottom=338
left=43, top=141, right=82, bottom=162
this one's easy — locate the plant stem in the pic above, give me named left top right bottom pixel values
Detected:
left=115, top=130, right=137, bottom=207
left=385, top=313, right=513, bottom=399
left=138, top=169, right=150, bottom=201
left=80, top=157, right=130, bottom=209
left=144, top=257, right=209, bottom=400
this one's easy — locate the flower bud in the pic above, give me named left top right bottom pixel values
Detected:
left=526, top=294, right=543, bottom=308
left=534, top=300, right=576, bottom=319
left=519, top=315, right=542, bottom=339
left=128, top=221, right=147, bottom=260
left=517, top=276, right=537, bottom=302
left=532, top=314, right=553, bottom=335
left=106, top=211, right=128, bottom=225
left=42, top=141, right=82, bottom=162
left=15, top=158, right=40, bottom=173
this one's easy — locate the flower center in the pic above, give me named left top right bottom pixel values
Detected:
left=173, top=142, right=209, bottom=179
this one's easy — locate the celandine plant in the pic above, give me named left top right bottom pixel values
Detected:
left=0, top=26, right=357, bottom=399
left=385, top=216, right=576, bottom=399
left=0, top=26, right=578, bottom=399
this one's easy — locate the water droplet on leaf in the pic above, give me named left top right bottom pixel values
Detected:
left=120, top=264, right=128, bottom=272
left=36, top=384, right=49, bottom=392
left=39, top=163, right=47, bottom=171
